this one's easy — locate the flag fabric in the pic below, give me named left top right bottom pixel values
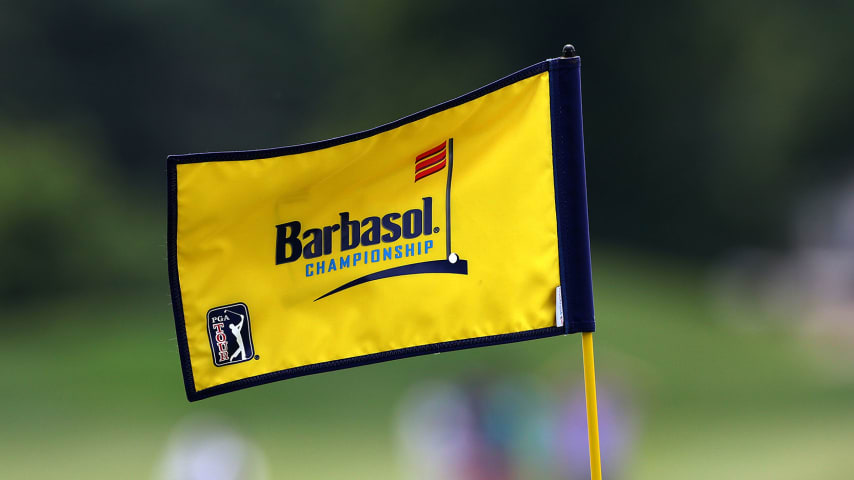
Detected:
left=167, top=55, right=594, bottom=401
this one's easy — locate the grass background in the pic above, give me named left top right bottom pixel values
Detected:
left=4, top=249, right=852, bottom=479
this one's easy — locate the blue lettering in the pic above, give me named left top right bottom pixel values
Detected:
left=354, top=252, right=361, bottom=263
left=317, top=261, right=325, bottom=274
left=395, top=245, right=403, bottom=258
left=340, top=255, right=350, bottom=268
left=329, top=258, right=337, bottom=271
left=406, top=243, right=415, bottom=257
left=425, top=239, right=433, bottom=254
left=371, top=249, right=380, bottom=262
left=383, top=247, right=392, bottom=261
left=306, top=263, right=313, bottom=277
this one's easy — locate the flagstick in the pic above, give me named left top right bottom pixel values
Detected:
left=582, top=331, right=602, bottom=480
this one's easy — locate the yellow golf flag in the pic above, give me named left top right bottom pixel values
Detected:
left=167, top=55, right=594, bottom=401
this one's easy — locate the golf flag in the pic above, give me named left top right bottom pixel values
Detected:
left=167, top=54, right=594, bottom=401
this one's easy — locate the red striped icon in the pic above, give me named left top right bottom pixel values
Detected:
left=415, top=140, right=447, bottom=182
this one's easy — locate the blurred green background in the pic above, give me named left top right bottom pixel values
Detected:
left=3, top=1, right=853, bottom=478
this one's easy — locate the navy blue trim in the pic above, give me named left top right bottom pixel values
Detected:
left=187, top=326, right=566, bottom=401
left=166, top=58, right=591, bottom=401
left=548, top=57, right=595, bottom=333
left=167, top=161, right=197, bottom=400
left=315, top=259, right=467, bottom=301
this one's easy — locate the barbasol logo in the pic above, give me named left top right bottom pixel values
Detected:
left=274, top=138, right=468, bottom=300
left=207, top=303, right=255, bottom=367
left=275, top=197, right=438, bottom=273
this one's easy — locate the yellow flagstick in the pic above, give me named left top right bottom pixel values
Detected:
left=582, top=331, right=602, bottom=480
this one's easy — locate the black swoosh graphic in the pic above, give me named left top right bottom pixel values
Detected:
left=315, top=259, right=467, bottom=301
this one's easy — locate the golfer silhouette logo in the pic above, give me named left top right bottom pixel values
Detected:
left=226, top=310, right=247, bottom=361
left=206, top=303, right=255, bottom=366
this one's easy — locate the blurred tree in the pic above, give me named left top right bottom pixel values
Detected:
left=0, top=122, right=161, bottom=300
left=1, top=0, right=852, bottom=299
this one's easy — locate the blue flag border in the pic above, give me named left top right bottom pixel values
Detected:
left=167, top=56, right=594, bottom=401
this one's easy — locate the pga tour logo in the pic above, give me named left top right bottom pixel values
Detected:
left=206, top=303, right=255, bottom=367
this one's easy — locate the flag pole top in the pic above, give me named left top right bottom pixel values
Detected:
left=561, top=44, right=577, bottom=58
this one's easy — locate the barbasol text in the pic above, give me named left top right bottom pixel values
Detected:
left=275, top=197, right=435, bottom=265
